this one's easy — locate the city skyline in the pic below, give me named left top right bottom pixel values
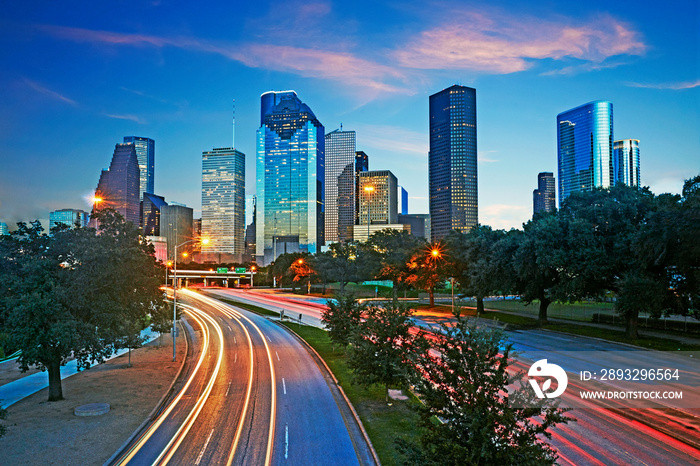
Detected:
left=1, top=1, right=698, bottom=230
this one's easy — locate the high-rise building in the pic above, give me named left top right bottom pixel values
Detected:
left=49, top=209, right=90, bottom=230
left=0, top=222, right=8, bottom=235
left=201, top=147, right=246, bottom=262
left=398, top=186, right=408, bottom=215
left=244, top=196, right=257, bottom=263
left=93, top=143, right=140, bottom=225
left=256, top=91, right=324, bottom=265
left=533, top=172, right=556, bottom=215
left=161, top=204, right=194, bottom=262
left=123, top=136, right=155, bottom=201
left=141, top=193, right=167, bottom=236
left=398, top=214, right=430, bottom=239
left=557, top=101, right=614, bottom=206
left=354, top=151, right=369, bottom=227
left=614, top=139, right=641, bottom=188
left=325, top=129, right=357, bottom=244
left=429, top=85, right=478, bottom=242
left=358, top=170, right=398, bottom=226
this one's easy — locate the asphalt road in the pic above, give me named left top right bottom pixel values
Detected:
left=111, top=289, right=362, bottom=466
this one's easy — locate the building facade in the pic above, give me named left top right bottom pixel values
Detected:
left=533, top=172, right=556, bottom=215
left=429, top=85, right=478, bottom=242
left=256, top=91, right=325, bottom=265
left=141, top=193, right=167, bottom=236
left=325, top=129, right=357, bottom=244
left=557, top=101, right=614, bottom=206
left=398, top=213, right=430, bottom=239
left=201, top=147, right=246, bottom=262
left=49, top=209, right=90, bottom=230
left=0, top=222, right=8, bottom=235
left=161, top=204, right=194, bottom=262
left=357, top=170, right=398, bottom=229
left=614, top=139, right=641, bottom=188
left=94, top=143, right=141, bottom=225
left=123, top=136, right=155, bottom=201
left=398, top=186, right=408, bottom=215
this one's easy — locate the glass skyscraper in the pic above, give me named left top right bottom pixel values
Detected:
left=123, top=136, right=155, bottom=201
left=49, top=209, right=89, bottom=230
left=201, top=147, right=246, bottom=261
left=141, top=192, right=167, bottom=236
left=533, top=172, right=556, bottom=215
left=94, top=143, right=141, bottom=225
left=161, top=204, right=194, bottom=261
left=557, top=101, right=614, bottom=206
left=614, top=139, right=641, bottom=188
left=325, top=129, right=356, bottom=244
left=256, top=91, right=324, bottom=265
left=429, top=85, right=478, bottom=242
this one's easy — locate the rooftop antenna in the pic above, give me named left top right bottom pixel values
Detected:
left=340, top=122, right=343, bottom=131
left=232, top=99, right=236, bottom=149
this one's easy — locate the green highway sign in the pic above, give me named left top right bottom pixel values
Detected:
left=217, top=267, right=228, bottom=273
left=234, top=267, right=246, bottom=273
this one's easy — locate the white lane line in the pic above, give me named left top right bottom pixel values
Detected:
left=282, top=378, right=286, bottom=395
left=195, top=428, right=215, bottom=465
left=234, top=353, right=237, bottom=363
left=227, top=323, right=232, bottom=331
left=234, top=336, right=237, bottom=344
left=276, top=351, right=280, bottom=361
left=285, top=424, right=289, bottom=460
left=226, top=381, right=232, bottom=397
left=266, top=334, right=271, bottom=342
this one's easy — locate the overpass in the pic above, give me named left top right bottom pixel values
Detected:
left=168, top=269, right=257, bottom=288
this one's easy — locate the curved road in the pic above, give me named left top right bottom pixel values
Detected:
left=111, top=290, right=363, bottom=465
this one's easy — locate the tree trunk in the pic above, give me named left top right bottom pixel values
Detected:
left=626, top=313, right=639, bottom=339
left=428, top=289, right=435, bottom=307
left=476, top=295, right=484, bottom=316
left=47, top=359, right=63, bottom=402
left=339, top=281, right=344, bottom=294
left=538, top=297, right=551, bottom=326
left=392, top=282, right=398, bottom=303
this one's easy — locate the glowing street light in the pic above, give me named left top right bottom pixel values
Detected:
left=250, top=265, right=257, bottom=288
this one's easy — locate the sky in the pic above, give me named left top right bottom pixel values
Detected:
left=1, top=0, right=698, bottom=231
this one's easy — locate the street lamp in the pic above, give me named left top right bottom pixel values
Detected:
left=364, top=185, right=374, bottom=241
left=250, top=265, right=256, bottom=288
left=172, top=237, right=209, bottom=362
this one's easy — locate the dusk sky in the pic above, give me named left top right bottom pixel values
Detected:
left=1, top=1, right=698, bottom=231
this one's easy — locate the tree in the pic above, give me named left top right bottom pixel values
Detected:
left=347, top=302, right=416, bottom=401
left=0, top=210, right=168, bottom=401
left=321, top=294, right=365, bottom=349
left=314, top=242, right=360, bottom=294
left=400, top=314, right=570, bottom=465
left=405, top=242, right=450, bottom=307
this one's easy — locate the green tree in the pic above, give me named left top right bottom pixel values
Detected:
left=405, top=242, right=449, bottom=307
left=347, top=302, right=416, bottom=401
left=321, top=294, right=365, bottom=349
left=314, top=242, right=360, bottom=294
left=400, top=314, right=570, bottom=465
left=0, top=210, right=167, bottom=401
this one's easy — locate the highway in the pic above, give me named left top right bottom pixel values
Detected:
left=210, top=288, right=700, bottom=465
left=111, top=290, right=364, bottom=465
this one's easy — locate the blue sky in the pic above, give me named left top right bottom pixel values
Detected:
left=1, top=0, right=698, bottom=230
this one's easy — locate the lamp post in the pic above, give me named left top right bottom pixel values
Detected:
left=172, top=237, right=209, bottom=362
left=364, top=185, right=374, bottom=241
left=250, top=265, right=256, bottom=288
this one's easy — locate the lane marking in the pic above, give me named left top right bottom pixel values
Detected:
left=285, top=424, right=289, bottom=460
left=234, top=336, right=237, bottom=344
left=276, top=351, right=280, bottom=361
left=234, top=353, right=237, bottom=363
left=266, top=334, right=271, bottom=343
left=282, top=378, right=286, bottom=395
left=226, top=381, right=232, bottom=397
left=227, top=323, right=232, bottom=331
left=195, top=429, right=215, bottom=465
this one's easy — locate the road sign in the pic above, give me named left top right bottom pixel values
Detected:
left=234, top=267, right=246, bottom=273
left=217, top=267, right=228, bottom=273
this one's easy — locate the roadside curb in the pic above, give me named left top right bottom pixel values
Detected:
left=102, top=321, right=190, bottom=466
left=275, top=320, right=381, bottom=466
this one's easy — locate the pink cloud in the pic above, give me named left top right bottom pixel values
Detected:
left=23, top=78, right=77, bottom=105
left=626, top=80, right=700, bottom=90
left=394, top=13, right=646, bottom=74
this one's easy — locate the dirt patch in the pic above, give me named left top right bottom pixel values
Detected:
left=0, top=332, right=185, bottom=466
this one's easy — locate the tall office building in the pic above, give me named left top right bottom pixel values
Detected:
left=533, top=172, right=556, bottom=215
left=0, top=222, right=8, bottom=235
left=614, top=139, right=641, bottom=188
left=93, top=143, right=140, bottom=225
left=354, top=170, right=402, bottom=242
left=201, top=147, right=246, bottom=262
left=399, top=214, right=430, bottom=239
left=161, top=204, right=194, bottom=261
left=49, top=209, right=89, bottom=230
left=256, top=91, right=325, bottom=265
left=429, top=85, right=478, bottom=242
left=141, top=193, right=167, bottom=236
left=124, top=136, right=155, bottom=201
left=557, top=101, right=614, bottom=206
left=397, top=186, right=408, bottom=215
left=354, top=151, right=369, bottom=226
left=325, top=129, right=357, bottom=244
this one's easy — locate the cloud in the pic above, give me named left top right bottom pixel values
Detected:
left=104, top=113, right=147, bottom=124
left=355, top=124, right=428, bottom=156
left=394, top=11, right=645, bottom=74
left=478, top=150, right=498, bottom=163
left=479, top=203, right=531, bottom=230
left=625, top=80, right=700, bottom=90
left=23, top=79, right=77, bottom=105
left=39, top=25, right=412, bottom=97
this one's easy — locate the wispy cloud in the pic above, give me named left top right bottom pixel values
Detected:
left=39, top=25, right=412, bottom=97
left=394, top=11, right=645, bottom=74
left=625, top=80, right=700, bottom=90
left=104, top=113, right=147, bottom=124
left=478, top=150, right=499, bottom=163
left=480, top=204, right=531, bottom=230
left=23, top=79, right=77, bottom=105
left=355, top=124, right=428, bottom=156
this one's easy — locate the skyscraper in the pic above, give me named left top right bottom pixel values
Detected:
left=94, top=143, right=140, bottom=225
left=533, top=172, right=556, bottom=215
left=614, top=139, right=641, bottom=188
left=49, top=209, right=90, bottom=230
left=325, top=129, right=356, bottom=244
left=397, top=186, right=408, bottom=215
left=201, top=147, right=246, bottom=262
left=0, top=222, right=8, bottom=235
left=141, top=193, right=167, bottom=236
left=161, top=204, right=194, bottom=261
left=123, top=136, right=155, bottom=200
left=354, top=170, right=401, bottom=242
left=429, top=85, right=478, bottom=242
left=256, top=91, right=324, bottom=265
left=557, top=101, right=614, bottom=206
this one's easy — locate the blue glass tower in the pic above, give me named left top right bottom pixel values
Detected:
left=614, top=139, right=640, bottom=188
left=123, top=136, right=155, bottom=201
left=557, top=101, right=614, bottom=206
left=256, top=91, right=324, bottom=265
